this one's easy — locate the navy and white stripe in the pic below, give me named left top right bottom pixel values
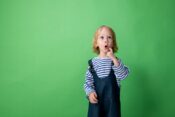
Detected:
left=84, top=57, right=129, bottom=96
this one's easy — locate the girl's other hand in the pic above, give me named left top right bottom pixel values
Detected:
left=89, top=92, right=98, bottom=104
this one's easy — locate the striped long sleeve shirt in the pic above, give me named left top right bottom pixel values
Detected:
left=84, top=56, right=129, bottom=96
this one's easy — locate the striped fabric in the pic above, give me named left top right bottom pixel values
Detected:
left=84, top=56, right=129, bottom=96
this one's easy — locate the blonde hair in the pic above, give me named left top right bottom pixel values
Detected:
left=92, top=25, right=118, bottom=54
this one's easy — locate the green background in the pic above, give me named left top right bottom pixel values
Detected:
left=0, top=0, right=175, bottom=117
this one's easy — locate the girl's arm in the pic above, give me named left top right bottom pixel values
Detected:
left=112, top=58, right=130, bottom=80
left=84, top=66, right=96, bottom=96
left=107, top=48, right=129, bottom=80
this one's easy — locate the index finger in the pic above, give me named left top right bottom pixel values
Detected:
left=109, top=48, right=113, bottom=52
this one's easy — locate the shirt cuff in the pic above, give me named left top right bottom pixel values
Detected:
left=86, top=88, right=95, bottom=96
left=85, top=89, right=96, bottom=100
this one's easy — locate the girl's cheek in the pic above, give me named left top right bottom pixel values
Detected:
left=109, top=43, right=113, bottom=47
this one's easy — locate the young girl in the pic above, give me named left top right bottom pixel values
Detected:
left=84, top=25, right=129, bottom=117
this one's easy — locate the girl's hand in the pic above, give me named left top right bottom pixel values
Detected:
left=107, top=48, right=116, bottom=60
left=89, top=92, right=98, bottom=104
left=107, top=48, right=120, bottom=67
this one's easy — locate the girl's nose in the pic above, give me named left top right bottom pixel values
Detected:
left=104, top=38, right=108, bottom=43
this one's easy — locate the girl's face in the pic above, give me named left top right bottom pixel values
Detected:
left=96, top=28, right=113, bottom=54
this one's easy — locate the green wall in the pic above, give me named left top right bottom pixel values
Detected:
left=0, top=0, right=175, bottom=117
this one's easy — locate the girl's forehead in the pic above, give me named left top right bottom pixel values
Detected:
left=98, top=28, right=112, bottom=35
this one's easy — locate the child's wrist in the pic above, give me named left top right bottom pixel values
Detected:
left=112, top=58, right=119, bottom=67
left=111, top=56, right=117, bottom=61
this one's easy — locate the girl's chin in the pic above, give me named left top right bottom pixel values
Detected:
left=104, top=48, right=110, bottom=52
left=99, top=48, right=110, bottom=53
left=101, top=49, right=109, bottom=53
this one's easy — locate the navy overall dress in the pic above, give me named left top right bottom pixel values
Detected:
left=87, top=59, right=121, bottom=117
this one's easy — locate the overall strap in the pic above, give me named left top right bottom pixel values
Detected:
left=88, top=59, right=96, bottom=76
left=88, top=59, right=93, bottom=69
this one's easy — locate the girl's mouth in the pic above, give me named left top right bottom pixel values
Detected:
left=104, top=45, right=109, bottom=51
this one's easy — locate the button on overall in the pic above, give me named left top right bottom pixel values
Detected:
left=88, top=59, right=121, bottom=117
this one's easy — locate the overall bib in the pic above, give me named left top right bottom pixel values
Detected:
left=88, top=59, right=121, bottom=117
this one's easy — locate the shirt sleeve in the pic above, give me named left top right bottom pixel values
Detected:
left=112, top=58, right=130, bottom=80
left=84, top=66, right=96, bottom=96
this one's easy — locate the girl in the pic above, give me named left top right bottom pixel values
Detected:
left=84, top=25, right=129, bottom=117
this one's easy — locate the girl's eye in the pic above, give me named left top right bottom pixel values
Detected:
left=100, top=36, right=104, bottom=39
left=108, top=36, right=112, bottom=39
